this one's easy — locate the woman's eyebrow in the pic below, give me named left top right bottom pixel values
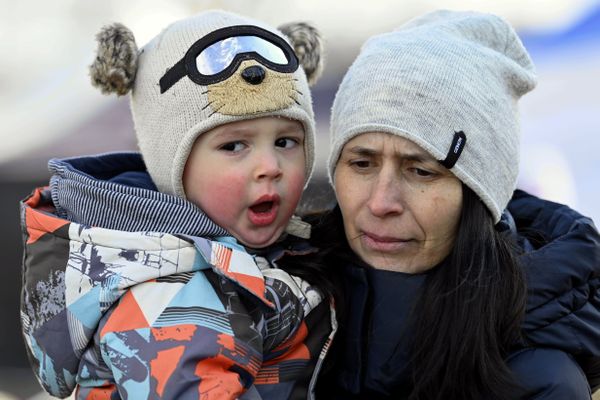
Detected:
left=346, top=146, right=378, bottom=156
left=346, top=146, right=434, bottom=163
left=400, top=153, right=432, bottom=163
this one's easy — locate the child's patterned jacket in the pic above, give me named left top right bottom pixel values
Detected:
left=20, top=153, right=335, bottom=399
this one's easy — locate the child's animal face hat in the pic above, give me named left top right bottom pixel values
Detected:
left=90, top=10, right=324, bottom=197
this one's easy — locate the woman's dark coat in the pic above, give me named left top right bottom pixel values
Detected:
left=318, top=190, right=600, bottom=399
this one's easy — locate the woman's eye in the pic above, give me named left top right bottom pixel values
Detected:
left=219, top=141, right=245, bottom=152
left=275, top=137, right=300, bottom=149
left=411, top=167, right=434, bottom=177
left=350, top=160, right=371, bottom=169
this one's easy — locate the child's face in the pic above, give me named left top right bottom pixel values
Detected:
left=183, top=117, right=306, bottom=248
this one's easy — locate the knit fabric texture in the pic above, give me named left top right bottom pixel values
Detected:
left=131, top=10, right=316, bottom=197
left=328, top=10, right=537, bottom=222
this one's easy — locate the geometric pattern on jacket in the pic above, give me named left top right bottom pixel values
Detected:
left=21, top=187, right=335, bottom=399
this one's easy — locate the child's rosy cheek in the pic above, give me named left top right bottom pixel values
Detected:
left=202, top=173, right=247, bottom=215
left=287, top=172, right=306, bottom=202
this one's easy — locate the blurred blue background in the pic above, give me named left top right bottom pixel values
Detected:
left=1, top=1, right=598, bottom=398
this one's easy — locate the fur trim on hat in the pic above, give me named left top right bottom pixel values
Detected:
left=89, top=23, right=138, bottom=96
left=279, top=22, right=324, bottom=86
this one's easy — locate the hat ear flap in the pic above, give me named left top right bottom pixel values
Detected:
left=89, top=23, right=139, bottom=96
left=278, top=22, right=324, bottom=87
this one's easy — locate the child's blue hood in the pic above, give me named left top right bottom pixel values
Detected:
left=49, top=152, right=228, bottom=237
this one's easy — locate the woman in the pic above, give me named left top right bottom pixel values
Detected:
left=314, top=10, right=600, bottom=400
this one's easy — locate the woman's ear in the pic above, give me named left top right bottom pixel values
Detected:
left=89, top=23, right=139, bottom=96
left=278, top=22, right=324, bottom=86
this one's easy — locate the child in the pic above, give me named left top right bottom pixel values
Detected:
left=20, top=10, right=335, bottom=399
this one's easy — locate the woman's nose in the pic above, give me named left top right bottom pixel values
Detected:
left=366, top=173, right=404, bottom=217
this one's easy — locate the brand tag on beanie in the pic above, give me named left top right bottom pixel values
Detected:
left=439, top=131, right=466, bottom=169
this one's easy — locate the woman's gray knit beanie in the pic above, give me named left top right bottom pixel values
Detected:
left=329, top=10, right=537, bottom=222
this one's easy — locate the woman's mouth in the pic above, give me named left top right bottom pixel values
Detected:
left=361, top=231, right=415, bottom=252
left=248, top=194, right=280, bottom=226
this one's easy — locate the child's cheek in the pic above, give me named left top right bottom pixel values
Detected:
left=202, top=172, right=248, bottom=219
left=286, top=170, right=306, bottom=208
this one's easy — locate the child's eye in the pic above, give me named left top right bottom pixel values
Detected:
left=275, top=137, right=300, bottom=149
left=219, top=141, right=246, bottom=152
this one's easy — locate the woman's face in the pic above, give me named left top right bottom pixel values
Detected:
left=334, top=132, right=463, bottom=273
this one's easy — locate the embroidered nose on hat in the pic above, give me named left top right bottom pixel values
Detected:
left=242, top=65, right=266, bottom=85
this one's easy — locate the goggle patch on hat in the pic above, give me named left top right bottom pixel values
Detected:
left=160, top=25, right=299, bottom=93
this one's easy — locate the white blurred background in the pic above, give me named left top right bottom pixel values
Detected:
left=1, top=0, right=599, bottom=218
left=1, top=1, right=599, bottom=398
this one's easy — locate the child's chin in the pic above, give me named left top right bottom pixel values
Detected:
left=236, top=229, right=281, bottom=249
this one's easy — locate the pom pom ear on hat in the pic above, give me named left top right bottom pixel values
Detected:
left=278, top=22, right=324, bottom=86
left=89, top=23, right=139, bottom=96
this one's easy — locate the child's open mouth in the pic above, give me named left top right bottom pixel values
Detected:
left=250, top=201, right=274, bottom=213
left=248, top=195, right=280, bottom=226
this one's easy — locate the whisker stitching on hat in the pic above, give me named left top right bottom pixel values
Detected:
left=207, top=104, right=226, bottom=118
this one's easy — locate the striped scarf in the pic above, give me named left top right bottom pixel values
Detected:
left=49, top=152, right=227, bottom=237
